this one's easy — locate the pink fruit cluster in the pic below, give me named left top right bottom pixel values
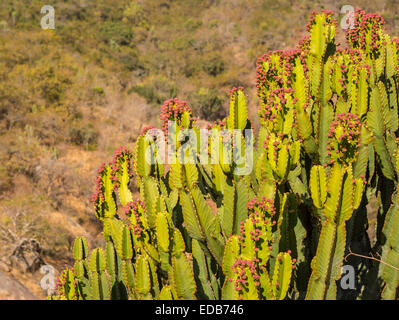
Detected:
left=125, top=200, right=146, bottom=239
left=140, top=125, right=157, bottom=136
left=91, top=163, right=108, bottom=214
left=229, top=86, right=249, bottom=116
left=110, top=146, right=134, bottom=190
left=329, top=48, right=371, bottom=91
left=263, top=133, right=292, bottom=163
left=206, top=119, right=226, bottom=131
left=229, top=86, right=245, bottom=98
left=56, top=267, right=77, bottom=299
left=346, top=9, right=385, bottom=52
left=306, top=9, right=337, bottom=32
left=237, top=197, right=276, bottom=243
left=256, top=49, right=304, bottom=97
left=256, top=10, right=339, bottom=110
left=327, top=113, right=361, bottom=164
left=231, top=258, right=261, bottom=295
left=160, top=98, right=195, bottom=136
left=259, top=87, right=297, bottom=131
left=247, top=196, right=276, bottom=218
left=334, top=48, right=362, bottom=65
left=297, top=35, right=310, bottom=61
left=355, top=64, right=372, bottom=83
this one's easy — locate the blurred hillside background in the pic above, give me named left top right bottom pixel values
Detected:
left=0, top=0, right=398, bottom=299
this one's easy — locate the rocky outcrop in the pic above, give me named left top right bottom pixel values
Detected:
left=9, top=239, right=44, bottom=273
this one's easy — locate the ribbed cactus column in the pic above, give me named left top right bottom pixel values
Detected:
left=306, top=113, right=365, bottom=299
left=373, top=146, right=399, bottom=299
left=222, top=197, right=294, bottom=300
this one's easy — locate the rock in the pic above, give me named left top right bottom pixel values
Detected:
left=9, top=239, right=45, bottom=273
left=0, top=271, right=38, bottom=300
left=0, top=260, right=11, bottom=272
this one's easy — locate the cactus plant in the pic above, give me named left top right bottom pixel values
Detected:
left=51, top=9, right=399, bottom=300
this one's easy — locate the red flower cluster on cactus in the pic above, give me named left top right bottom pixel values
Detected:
left=346, top=9, right=385, bottom=52
left=90, top=147, right=134, bottom=211
left=140, top=125, right=157, bottom=136
left=329, top=48, right=371, bottom=92
left=354, top=64, right=371, bottom=82
left=206, top=119, right=226, bottom=131
left=306, top=9, right=337, bottom=32
left=125, top=200, right=146, bottom=239
left=297, top=35, right=310, bottom=58
left=327, top=113, right=361, bottom=164
left=160, top=98, right=195, bottom=136
left=230, top=195, right=294, bottom=298
left=231, top=258, right=261, bottom=293
left=139, top=125, right=165, bottom=148
left=247, top=196, right=275, bottom=212
left=247, top=196, right=276, bottom=223
left=238, top=197, right=276, bottom=242
left=256, top=49, right=304, bottom=96
left=259, top=87, right=297, bottom=131
left=263, top=133, right=291, bottom=162
left=56, top=267, right=77, bottom=298
left=91, top=163, right=107, bottom=213
left=110, top=146, right=134, bottom=190
left=336, top=48, right=362, bottom=63
left=229, top=86, right=246, bottom=99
